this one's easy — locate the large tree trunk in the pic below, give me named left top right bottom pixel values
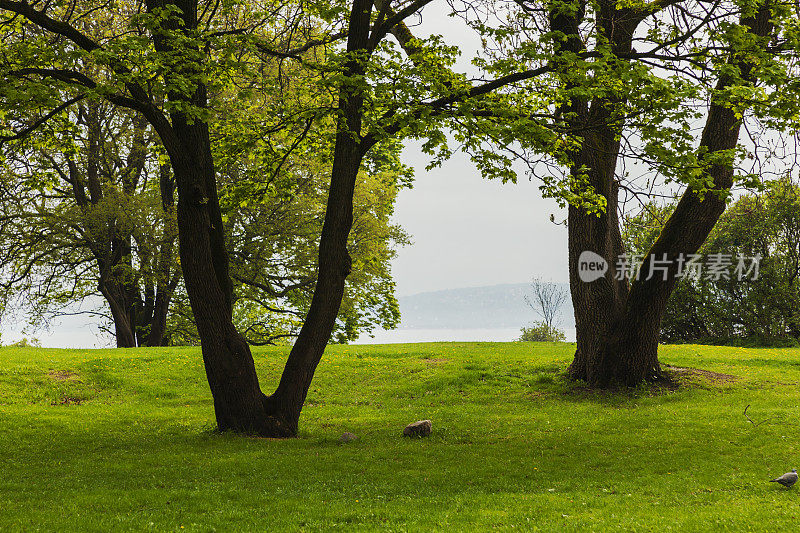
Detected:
left=99, top=280, right=137, bottom=348
left=550, top=0, right=638, bottom=382
left=566, top=159, right=629, bottom=383
left=169, top=110, right=282, bottom=434
left=570, top=3, right=774, bottom=387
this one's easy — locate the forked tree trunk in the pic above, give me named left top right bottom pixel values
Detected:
left=568, top=3, right=774, bottom=387
left=0, top=0, right=377, bottom=437
left=168, top=63, right=369, bottom=435
left=135, top=0, right=376, bottom=437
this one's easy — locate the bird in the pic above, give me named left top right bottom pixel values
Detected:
left=770, top=469, right=798, bottom=488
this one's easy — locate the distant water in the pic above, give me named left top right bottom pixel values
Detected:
left=353, top=282, right=576, bottom=345
left=355, top=327, right=576, bottom=344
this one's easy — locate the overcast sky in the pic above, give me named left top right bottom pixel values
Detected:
left=383, top=2, right=570, bottom=296
left=393, top=143, right=568, bottom=296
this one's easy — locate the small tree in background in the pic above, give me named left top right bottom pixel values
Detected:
left=521, top=278, right=568, bottom=342
left=525, top=278, right=568, bottom=331
left=519, top=323, right=566, bottom=342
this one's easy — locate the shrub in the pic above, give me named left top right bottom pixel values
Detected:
left=519, top=322, right=566, bottom=342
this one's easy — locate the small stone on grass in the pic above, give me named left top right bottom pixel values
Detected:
left=403, top=420, right=432, bottom=438
left=339, top=432, right=357, bottom=443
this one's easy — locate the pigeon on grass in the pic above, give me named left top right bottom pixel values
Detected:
left=770, top=469, right=798, bottom=488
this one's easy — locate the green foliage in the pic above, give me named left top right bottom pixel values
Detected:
left=624, top=175, right=800, bottom=345
left=0, top=100, right=177, bottom=342
left=3, top=343, right=800, bottom=529
left=161, top=48, right=411, bottom=345
left=0, top=2, right=413, bottom=346
left=9, top=337, right=40, bottom=348
left=457, top=0, right=800, bottom=212
left=519, top=321, right=567, bottom=342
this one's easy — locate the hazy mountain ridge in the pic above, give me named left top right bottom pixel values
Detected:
left=397, top=283, right=574, bottom=330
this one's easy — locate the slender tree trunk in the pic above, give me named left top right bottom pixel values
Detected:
left=146, top=286, right=173, bottom=346
left=148, top=165, right=178, bottom=346
left=133, top=0, right=279, bottom=434
left=265, top=106, right=364, bottom=435
left=264, top=0, right=373, bottom=435
left=145, top=240, right=178, bottom=347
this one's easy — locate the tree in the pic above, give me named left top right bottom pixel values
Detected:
left=0, top=0, right=351, bottom=435
left=458, top=0, right=799, bottom=386
left=525, top=277, right=567, bottom=331
left=0, top=0, right=552, bottom=435
left=0, top=100, right=179, bottom=347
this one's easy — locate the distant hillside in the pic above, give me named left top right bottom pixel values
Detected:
left=397, top=283, right=574, bottom=330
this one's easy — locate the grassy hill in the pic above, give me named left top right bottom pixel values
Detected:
left=1, top=342, right=799, bottom=531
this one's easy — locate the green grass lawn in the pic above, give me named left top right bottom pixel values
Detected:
left=1, top=342, right=799, bottom=531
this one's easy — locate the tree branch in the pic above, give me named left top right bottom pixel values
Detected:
left=0, top=0, right=102, bottom=52
left=369, top=0, right=435, bottom=50
left=256, top=31, right=348, bottom=59
left=0, top=1, right=179, bottom=154
left=0, top=93, right=86, bottom=146
left=363, top=63, right=553, bottom=148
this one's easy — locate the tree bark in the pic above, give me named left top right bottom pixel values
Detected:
left=568, top=3, right=775, bottom=387
left=263, top=0, right=374, bottom=435
left=99, top=279, right=137, bottom=348
left=548, top=0, right=638, bottom=382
